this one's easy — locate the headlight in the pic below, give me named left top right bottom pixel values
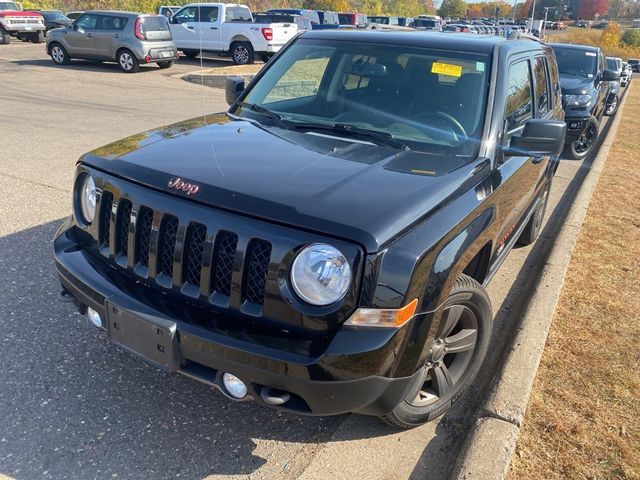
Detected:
left=291, top=243, right=351, bottom=306
left=79, top=175, right=97, bottom=224
left=563, top=94, right=592, bottom=107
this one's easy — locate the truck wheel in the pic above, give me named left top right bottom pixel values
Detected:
left=31, top=31, right=45, bottom=43
left=605, top=94, right=619, bottom=116
left=0, top=28, right=10, bottom=44
left=380, top=274, right=492, bottom=429
left=231, top=41, right=254, bottom=65
left=564, top=117, right=598, bottom=160
left=117, top=48, right=140, bottom=73
left=50, top=43, right=70, bottom=65
left=517, top=181, right=550, bottom=246
left=157, top=60, right=173, bottom=69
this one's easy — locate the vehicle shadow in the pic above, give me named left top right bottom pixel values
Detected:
left=12, top=58, right=166, bottom=74
left=408, top=98, right=620, bottom=478
left=0, top=219, right=395, bottom=479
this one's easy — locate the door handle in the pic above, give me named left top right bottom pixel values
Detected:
left=114, top=34, right=119, bottom=38
left=187, top=26, right=195, bottom=29
left=210, top=27, right=218, bottom=30
left=86, top=33, right=93, bottom=38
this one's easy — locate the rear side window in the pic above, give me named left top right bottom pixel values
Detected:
left=96, top=15, right=128, bottom=31
left=505, top=60, right=533, bottom=138
left=199, top=6, right=219, bottom=22
left=533, top=56, right=550, bottom=116
left=225, top=6, right=251, bottom=22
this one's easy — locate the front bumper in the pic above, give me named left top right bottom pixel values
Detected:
left=5, top=25, right=45, bottom=33
left=54, top=223, right=423, bottom=417
left=563, top=111, right=593, bottom=143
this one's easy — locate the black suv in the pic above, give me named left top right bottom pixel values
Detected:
left=550, top=43, right=620, bottom=159
left=54, top=31, right=565, bottom=428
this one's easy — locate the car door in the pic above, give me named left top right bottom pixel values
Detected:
left=170, top=6, right=197, bottom=49
left=94, top=15, right=126, bottom=59
left=197, top=5, right=221, bottom=51
left=492, top=56, right=541, bottom=258
left=65, top=13, right=97, bottom=57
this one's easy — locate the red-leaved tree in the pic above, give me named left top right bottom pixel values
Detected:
left=578, top=0, right=610, bottom=19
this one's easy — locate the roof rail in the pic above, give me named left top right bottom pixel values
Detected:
left=507, top=31, right=545, bottom=44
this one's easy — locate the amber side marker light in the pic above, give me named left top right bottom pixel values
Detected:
left=344, top=298, right=419, bottom=328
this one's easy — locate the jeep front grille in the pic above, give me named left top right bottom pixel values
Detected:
left=97, top=190, right=272, bottom=308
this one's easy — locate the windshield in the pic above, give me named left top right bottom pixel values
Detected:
left=42, top=10, right=68, bottom=21
left=553, top=47, right=598, bottom=78
left=0, top=1, right=19, bottom=10
left=236, top=39, right=490, bottom=156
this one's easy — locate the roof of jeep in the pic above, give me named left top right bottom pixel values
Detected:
left=549, top=42, right=600, bottom=52
left=298, top=30, right=545, bottom=55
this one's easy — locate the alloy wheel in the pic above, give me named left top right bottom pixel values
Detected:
left=409, top=304, right=478, bottom=407
left=119, top=52, right=134, bottom=71
left=606, top=96, right=618, bottom=115
left=51, top=46, right=64, bottom=64
left=233, top=45, right=249, bottom=64
left=574, top=123, right=596, bottom=155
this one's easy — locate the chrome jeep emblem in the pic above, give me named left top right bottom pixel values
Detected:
left=167, top=177, right=200, bottom=196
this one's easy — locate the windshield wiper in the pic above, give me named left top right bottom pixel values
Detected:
left=240, top=103, right=289, bottom=129
left=293, top=122, right=409, bottom=150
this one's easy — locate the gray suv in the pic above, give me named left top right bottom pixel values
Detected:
left=46, top=11, right=178, bottom=72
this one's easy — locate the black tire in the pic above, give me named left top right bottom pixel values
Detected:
left=117, top=48, right=139, bottom=73
left=605, top=94, right=619, bottom=116
left=49, top=43, right=70, bottom=65
left=517, top=181, right=550, bottom=246
left=157, top=60, right=173, bottom=69
left=260, top=53, right=272, bottom=63
left=31, top=31, right=45, bottom=43
left=380, top=274, right=492, bottom=429
left=182, top=50, right=198, bottom=59
left=564, top=117, right=599, bottom=160
left=0, top=28, right=11, bottom=44
left=230, top=41, right=254, bottom=65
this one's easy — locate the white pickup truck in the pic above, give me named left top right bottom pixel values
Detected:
left=168, top=3, right=298, bottom=64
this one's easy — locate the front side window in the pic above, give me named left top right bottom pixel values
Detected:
left=75, top=14, right=98, bottom=30
left=237, top=39, right=491, bottom=156
left=173, top=7, right=196, bottom=24
left=505, top=60, right=533, bottom=138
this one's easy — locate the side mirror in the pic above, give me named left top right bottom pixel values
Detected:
left=602, top=68, right=620, bottom=81
left=226, top=76, right=245, bottom=106
left=505, top=119, right=566, bottom=157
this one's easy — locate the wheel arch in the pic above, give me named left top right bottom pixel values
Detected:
left=228, top=35, right=251, bottom=49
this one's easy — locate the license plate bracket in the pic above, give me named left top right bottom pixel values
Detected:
left=106, top=301, right=179, bottom=372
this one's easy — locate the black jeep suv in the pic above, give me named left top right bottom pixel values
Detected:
left=550, top=43, right=620, bottom=160
left=54, top=31, right=565, bottom=428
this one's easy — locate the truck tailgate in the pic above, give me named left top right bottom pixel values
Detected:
left=269, top=23, right=298, bottom=45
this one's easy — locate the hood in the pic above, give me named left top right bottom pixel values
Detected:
left=0, top=10, right=42, bottom=17
left=81, top=115, right=486, bottom=253
left=559, top=74, right=595, bottom=95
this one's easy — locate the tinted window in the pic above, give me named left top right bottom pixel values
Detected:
left=606, top=58, right=617, bottom=70
left=338, top=14, right=352, bottom=24
left=96, top=15, right=128, bottom=31
left=533, top=57, right=549, bottom=115
left=505, top=60, right=533, bottom=136
left=546, top=51, right=561, bottom=106
left=552, top=47, right=598, bottom=78
left=75, top=14, right=98, bottom=29
left=199, top=6, right=219, bottom=22
left=225, top=6, right=251, bottom=22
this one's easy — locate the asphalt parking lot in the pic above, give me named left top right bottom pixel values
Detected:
left=0, top=41, right=619, bottom=480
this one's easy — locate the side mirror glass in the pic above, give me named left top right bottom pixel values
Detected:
left=225, top=76, right=245, bottom=106
left=505, top=119, right=566, bottom=157
left=602, top=69, right=620, bottom=81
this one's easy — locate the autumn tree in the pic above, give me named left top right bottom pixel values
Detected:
left=438, top=0, right=467, bottom=18
left=578, top=0, right=610, bottom=19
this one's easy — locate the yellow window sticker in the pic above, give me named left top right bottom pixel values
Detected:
left=431, top=62, right=462, bottom=78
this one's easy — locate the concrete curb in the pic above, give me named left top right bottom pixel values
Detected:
left=181, top=69, right=255, bottom=89
left=451, top=87, right=631, bottom=480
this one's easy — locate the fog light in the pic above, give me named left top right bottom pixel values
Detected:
left=87, top=307, right=102, bottom=329
left=144, top=55, right=151, bottom=63
left=222, top=373, right=247, bottom=399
